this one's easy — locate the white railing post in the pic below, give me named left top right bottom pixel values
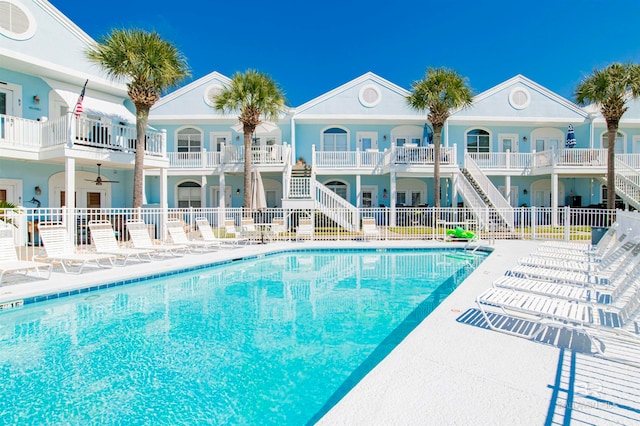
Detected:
left=311, top=144, right=316, bottom=167
left=452, top=143, right=457, bottom=165
left=356, top=148, right=361, bottom=168
left=564, top=206, right=570, bottom=241
left=161, top=129, right=167, bottom=157
left=506, top=149, right=510, bottom=169
left=531, top=206, right=537, bottom=240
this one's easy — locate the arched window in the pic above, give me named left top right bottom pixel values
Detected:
left=601, top=131, right=625, bottom=154
left=466, top=129, right=490, bottom=153
left=177, top=128, right=202, bottom=153
left=325, top=180, right=347, bottom=200
left=322, top=128, right=348, bottom=151
left=177, top=181, right=201, bottom=208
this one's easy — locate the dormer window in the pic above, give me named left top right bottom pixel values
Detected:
left=0, top=0, right=36, bottom=40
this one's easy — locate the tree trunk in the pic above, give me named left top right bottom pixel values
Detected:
left=606, top=121, right=618, bottom=210
left=432, top=125, right=443, bottom=209
left=243, top=126, right=253, bottom=217
left=132, top=108, right=149, bottom=209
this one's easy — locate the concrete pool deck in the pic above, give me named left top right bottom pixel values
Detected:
left=1, top=240, right=639, bottom=424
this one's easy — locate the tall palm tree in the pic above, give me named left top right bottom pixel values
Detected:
left=86, top=29, right=190, bottom=208
left=406, top=67, right=473, bottom=208
left=213, top=70, right=286, bottom=212
left=575, top=63, right=640, bottom=210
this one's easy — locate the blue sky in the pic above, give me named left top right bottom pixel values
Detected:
left=51, top=0, right=640, bottom=107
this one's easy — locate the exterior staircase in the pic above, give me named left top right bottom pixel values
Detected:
left=459, top=155, right=515, bottom=231
left=282, top=165, right=358, bottom=231
left=597, top=158, right=640, bottom=210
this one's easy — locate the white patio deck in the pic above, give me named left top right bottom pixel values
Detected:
left=0, top=240, right=638, bottom=424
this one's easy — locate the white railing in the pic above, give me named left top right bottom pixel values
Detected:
left=394, top=145, right=456, bottom=165
left=288, top=177, right=311, bottom=199
left=532, top=149, right=554, bottom=168
left=455, top=171, right=490, bottom=230
left=0, top=114, right=42, bottom=148
left=219, top=144, right=289, bottom=166
left=617, top=153, right=640, bottom=169
left=314, top=182, right=358, bottom=231
left=1, top=206, right=619, bottom=256
left=465, top=154, right=514, bottom=230
left=314, top=149, right=386, bottom=169
left=41, top=116, right=68, bottom=147
left=556, top=148, right=607, bottom=166
left=613, top=158, right=640, bottom=210
left=168, top=152, right=204, bottom=168
left=468, top=152, right=533, bottom=169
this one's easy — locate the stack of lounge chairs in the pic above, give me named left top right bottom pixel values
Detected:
left=476, top=222, right=640, bottom=367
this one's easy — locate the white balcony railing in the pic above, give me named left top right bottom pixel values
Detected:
left=1, top=113, right=164, bottom=156
left=556, top=148, right=607, bottom=166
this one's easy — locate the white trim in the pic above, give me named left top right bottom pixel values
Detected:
left=599, top=130, right=626, bottom=153
left=358, top=84, right=382, bottom=108
left=498, top=133, right=519, bottom=152
left=0, top=178, right=23, bottom=205
left=175, top=126, right=204, bottom=152
left=320, top=126, right=350, bottom=151
left=508, top=87, right=531, bottom=110
left=322, top=178, right=350, bottom=203
left=203, top=83, right=224, bottom=107
left=175, top=179, right=202, bottom=208
left=0, top=80, right=22, bottom=117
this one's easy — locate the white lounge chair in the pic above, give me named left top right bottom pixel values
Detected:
left=0, top=227, right=52, bottom=283
left=296, top=218, right=314, bottom=241
left=88, top=220, right=154, bottom=265
left=195, top=217, right=239, bottom=247
left=537, top=223, right=620, bottom=255
left=223, top=219, right=250, bottom=245
left=476, top=284, right=640, bottom=366
left=126, top=220, right=187, bottom=257
left=517, top=237, right=637, bottom=273
left=166, top=219, right=221, bottom=253
left=241, top=218, right=262, bottom=242
left=362, top=217, right=381, bottom=241
left=36, top=222, right=115, bottom=273
left=268, top=217, right=287, bottom=241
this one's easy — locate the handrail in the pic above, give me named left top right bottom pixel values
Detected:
left=465, top=154, right=514, bottom=229
left=314, top=182, right=358, bottom=231
left=455, top=170, right=490, bottom=230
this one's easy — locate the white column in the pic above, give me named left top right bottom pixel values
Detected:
left=504, top=175, right=511, bottom=206
left=451, top=172, right=458, bottom=207
left=201, top=175, right=207, bottom=206
left=390, top=171, right=396, bottom=227
left=356, top=175, right=362, bottom=208
left=290, top=116, right=296, bottom=163
left=160, top=167, right=168, bottom=242
left=218, top=172, right=226, bottom=229
left=444, top=121, right=449, bottom=147
left=64, top=157, right=75, bottom=238
left=551, top=172, right=558, bottom=227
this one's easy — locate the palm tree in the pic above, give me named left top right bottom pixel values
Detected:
left=406, top=67, right=473, bottom=208
left=575, top=63, right=640, bottom=210
left=213, top=70, right=286, bottom=213
left=86, top=29, right=190, bottom=208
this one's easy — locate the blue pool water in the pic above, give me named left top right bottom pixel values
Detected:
left=0, top=248, right=486, bottom=424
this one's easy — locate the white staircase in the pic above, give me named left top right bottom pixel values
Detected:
left=282, top=166, right=357, bottom=231
left=598, top=158, right=640, bottom=210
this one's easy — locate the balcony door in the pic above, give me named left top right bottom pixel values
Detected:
left=0, top=87, right=14, bottom=140
left=357, top=132, right=378, bottom=151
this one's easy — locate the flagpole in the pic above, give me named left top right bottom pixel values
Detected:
left=73, top=79, right=88, bottom=117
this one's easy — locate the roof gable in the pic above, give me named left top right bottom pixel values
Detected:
left=452, top=75, right=589, bottom=122
left=294, top=72, right=421, bottom=119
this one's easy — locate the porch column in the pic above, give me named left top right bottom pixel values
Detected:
left=551, top=172, right=558, bottom=227
left=451, top=172, right=458, bottom=207
left=142, top=169, right=147, bottom=205
left=290, top=116, right=296, bottom=163
left=160, top=167, right=168, bottom=241
left=201, top=175, right=207, bottom=207
left=64, top=157, right=75, bottom=238
left=444, top=121, right=449, bottom=147
left=504, top=175, right=511, bottom=206
left=218, top=172, right=226, bottom=230
left=356, top=175, right=362, bottom=208
left=390, top=171, right=396, bottom=227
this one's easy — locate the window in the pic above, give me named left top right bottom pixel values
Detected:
left=325, top=181, right=347, bottom=200
left=396, top=192, right=406, bottom=206
left=467, top=129, right=490, bottom=153
left=0, top=0, right=36, bottom=40
left=177, top=128, right=202, bottom=153
left=177, top=181, right=201, bottom=208
left=322, top=128, right=348, bottom=151
left=601, top=131, right=625, bottom=154
left=358, top=84, right=381, bottom=108
left=508, top=87, right=531, bottom=110
left=0, top=189, right=6, bottom=202
left=601, top=185, right=623, bottom=206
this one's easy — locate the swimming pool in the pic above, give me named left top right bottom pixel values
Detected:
left=0, top=248, right=487, bottom=424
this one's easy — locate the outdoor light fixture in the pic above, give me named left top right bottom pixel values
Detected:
left=522, top=136, right=528, bottom=142
left=34, top=186, right=42, bottom=195
left=523, top=189, right=528, bottom=195
left=383, top=188, right=388, bottom=198
left=383, top=135, right=387, bottom=140
left=33, top=95, right=40, bottom=104
left=236, top=188, right=240, bottom=195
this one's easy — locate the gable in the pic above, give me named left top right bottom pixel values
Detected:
left=1, top=0, right=115, bottom=84
left=453, top=76, right=588, bottom=122
left=295, top=73, right=422, bottom=120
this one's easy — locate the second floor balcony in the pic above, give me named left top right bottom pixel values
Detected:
left=167, top=144, right=292, bottom=169
left=0, top=113, right=165, bottom=158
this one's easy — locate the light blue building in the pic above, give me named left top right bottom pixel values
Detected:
left=2, top=0, right=640, bottom=225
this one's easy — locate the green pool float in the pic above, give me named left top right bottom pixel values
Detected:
left=446, top=226, right=475, bottom=239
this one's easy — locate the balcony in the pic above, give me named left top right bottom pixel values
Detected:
left=0, top=113, right=165, bottom=157
left=167, top=144, right=291, bottom=169
left=312, top=145, right=456, bottom=171
left=468, top=149, right=611, bottom=173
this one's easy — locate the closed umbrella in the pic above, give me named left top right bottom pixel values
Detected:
left=251, top=168, right=267, bottom=211
left=565, top=124, right=576, bottom=148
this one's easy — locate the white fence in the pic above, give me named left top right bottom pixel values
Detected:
left=0, top=206, right=620, bottom=262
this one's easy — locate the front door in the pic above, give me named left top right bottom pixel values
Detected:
left=357, top=132, right=378, bottom=151
left=361, top=185, right=378, bottom=208
left=500, top=135, right=518, bottom=152
left=212, top=186, right=232, bottom=208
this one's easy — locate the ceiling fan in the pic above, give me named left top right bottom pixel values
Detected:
left=85, top=163, right=119, bottom=186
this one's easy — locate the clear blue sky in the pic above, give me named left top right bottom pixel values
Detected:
left=51, top=0, right=640, bottom=107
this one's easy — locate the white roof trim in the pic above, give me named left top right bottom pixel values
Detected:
left=153, top=71, right=232, bottom=109
left=294, top=72, right=410, bottom=113
left=46, top=79, right=135, bottom=123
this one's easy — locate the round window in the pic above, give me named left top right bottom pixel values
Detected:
left=358, top=84, right=381, bottom=108
left=0, top=0, right=36, bottom=40
left=508, top=87, right=531, bottom=110
left=204, top=84, right=224, bottom=107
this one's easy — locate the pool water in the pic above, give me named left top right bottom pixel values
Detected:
left=0, top=249, right=486, bottom=424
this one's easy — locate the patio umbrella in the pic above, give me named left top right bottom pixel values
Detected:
left=565, top=124, right=576, bottom=148
left=231, top=121, right=279, bottom=134
left=423, top=123, right=434, bottom=146
left=251, top=168, right=267, bottom=211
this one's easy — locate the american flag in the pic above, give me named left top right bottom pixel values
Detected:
left=74, top=80, right=88, bottom=117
